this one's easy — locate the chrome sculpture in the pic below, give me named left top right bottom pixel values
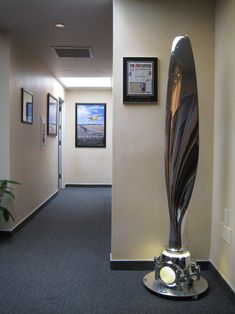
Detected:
left=143, top=35, right=208, bottom=298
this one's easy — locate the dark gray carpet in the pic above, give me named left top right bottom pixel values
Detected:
left=0, top=187, right=234, bottom=314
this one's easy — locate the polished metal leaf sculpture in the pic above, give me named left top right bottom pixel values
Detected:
left=143, top=36, right=208, bottom=298
left=165, top=35, right=199, bottom=250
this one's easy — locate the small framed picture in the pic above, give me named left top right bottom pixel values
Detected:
left=21, top=88, right=33, bottom=124
left=75, top=103, right=106, bottom=148
left=123, top=57, right=158, bottom=103
left=47, top=93, right=58, bottom=136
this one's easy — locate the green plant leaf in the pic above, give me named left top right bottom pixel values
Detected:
left=0, top=186, right=14, bottom=191
left=3, top=210, right=9, bottom=221
left=0, top=180, right=20, bottom=185
left=0, top=189, right=15, bottom=199
left=0, top=179, right=19, bottom=223
left=0, top=206, right=14, bottom=222
left=6, top=180, right=20, bottom=185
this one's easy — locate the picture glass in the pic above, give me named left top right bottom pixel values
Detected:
left=47, top=94, right=57, bottom=135
left=22, top=89, right=33, bottom=124
left=76, top=103, right=106, bottom=147
left=127, top=61, right=154, bottom=96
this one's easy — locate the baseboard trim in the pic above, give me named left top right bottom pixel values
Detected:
left=209, top=259, right=235, bottom=294
left=209, top=261, right=235, bottom=301
left=0, top=190, right=59, bottom=237
left=0, top=230, right=12, bottom=238
left=65, top=184, right=112, bottom=188
left=110, top=259, right=210, bottom=271
left=110, top=260, right=154, bottom=270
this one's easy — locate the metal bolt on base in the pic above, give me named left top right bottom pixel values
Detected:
left=143, top=247, right=208, bottom=298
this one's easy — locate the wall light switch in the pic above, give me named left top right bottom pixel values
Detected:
left=224, top=208, right=230, bottom=226
left=221, top=222, right=232, bottom=245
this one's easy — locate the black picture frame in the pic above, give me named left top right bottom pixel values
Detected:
left=123, top=57, right=158, bottom=103
left=47, top=93, right=58, bottom=136
left=21, top=88, right=33, bottom=124
left=75, top=103, right=106, bottom=148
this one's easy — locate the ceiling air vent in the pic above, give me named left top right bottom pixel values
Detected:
left=53, top=46, right=92, bottom=58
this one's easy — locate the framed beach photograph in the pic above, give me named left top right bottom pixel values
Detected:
left=75, top=103, right=106, bottom=148
left=123, top=57, right=158, bottom=103
left=47, top=93, right=58, bottom=136
left=21, top=88, right=33, bottom=124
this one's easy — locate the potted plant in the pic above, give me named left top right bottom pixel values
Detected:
left=0, top=180, right=20, bottom=222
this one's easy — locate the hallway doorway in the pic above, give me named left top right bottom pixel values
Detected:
left=58, top=97, right=64, bottom=189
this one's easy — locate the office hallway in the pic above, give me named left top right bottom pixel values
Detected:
left=0, top=187, right=234, bottom=314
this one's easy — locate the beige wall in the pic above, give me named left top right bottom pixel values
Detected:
left=112, top=0, right=214, bottom=260
left=0, top=32, right=10, bottom=178
left=64, top=89, right=112, bottom=185
left=0, top=34, right=64, bottom=230
left=211, top=0, right=235, bottom=291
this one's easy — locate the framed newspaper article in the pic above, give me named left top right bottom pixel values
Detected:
left=123, top=57, right=158, bottom=103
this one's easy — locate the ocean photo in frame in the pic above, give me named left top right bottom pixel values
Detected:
left=47, top=93, right=58, bottom=136
left=21, top=88, right=33, bottom=124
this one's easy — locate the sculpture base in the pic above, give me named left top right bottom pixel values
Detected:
left=143, top=247, right=208, bottom=299
left=143, top=271, right=208, bottom=299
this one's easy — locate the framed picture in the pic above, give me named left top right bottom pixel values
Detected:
left=21, top=88, right=33, bottom=124
left=47, top=93, right=58, bottom=136
left=123, top=57, right=158, bottom=103
left=75, top=103, right=106, bottom=148
left=40, top=116, right=46, bottom=149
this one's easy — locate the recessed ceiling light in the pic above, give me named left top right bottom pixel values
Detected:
left=60, top=77, right=112, bottom=88
left=54, top=23, right=65, bottom=29
left=96, top=69, right=103, bottom=73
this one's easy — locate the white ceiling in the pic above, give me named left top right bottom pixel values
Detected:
left=0, top=0, right=113, bottom=84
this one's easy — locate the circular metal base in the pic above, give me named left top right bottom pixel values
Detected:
left=143, top=271, right=208, bottom=298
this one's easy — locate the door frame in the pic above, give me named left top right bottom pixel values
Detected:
left=58, top=97, right=65, bottom=189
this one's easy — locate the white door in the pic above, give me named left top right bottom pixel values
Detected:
left=58, top=98, right=64, bottom=189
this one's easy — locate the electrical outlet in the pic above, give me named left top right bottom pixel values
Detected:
left=224, top=208, right=230, bottom=226
left=221, top=222, right=232, bottom=245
